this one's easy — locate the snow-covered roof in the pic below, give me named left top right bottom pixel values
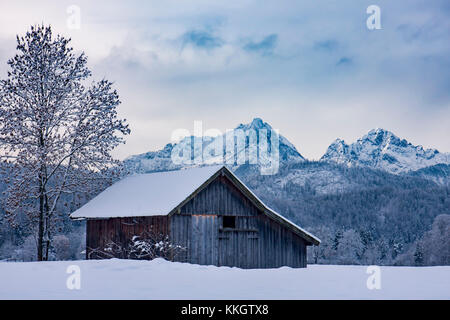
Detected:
left=70, top=165, right=320, bottom=245
left=70, top=165, right=223, bottom=219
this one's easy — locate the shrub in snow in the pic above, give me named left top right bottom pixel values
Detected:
left=0, top=241, right=16, bottom=261
left=89, top=231, right=186, bottom=261
left=13, top=235, right=37, bottom=261
left=52, top=235, right=71, bottom=261
left=129, top=234, right=186, bottom=260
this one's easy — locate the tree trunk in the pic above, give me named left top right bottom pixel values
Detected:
left=38, top=130, right=47, bottom=261
left=44, top=192, right=51, bottom=261
left=38, top=175, right=45, bottom=261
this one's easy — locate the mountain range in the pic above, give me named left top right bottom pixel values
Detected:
left=124, top=118, right=450, bottom=185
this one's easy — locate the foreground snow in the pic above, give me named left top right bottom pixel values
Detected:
left=0, top=259, right=448, bottom=299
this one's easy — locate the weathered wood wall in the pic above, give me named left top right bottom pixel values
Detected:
left=86, top=216, right=169, bottom=259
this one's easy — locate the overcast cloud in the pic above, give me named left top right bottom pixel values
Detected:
left=0, top=0, right=449, bottom=160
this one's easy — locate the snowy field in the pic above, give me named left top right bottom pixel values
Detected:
left=0, top=258, right=448, bottom=300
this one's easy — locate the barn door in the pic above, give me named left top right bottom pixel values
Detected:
left=218, top=216, right=259, bottom=268
left=190, top=215, right=219, bottom=266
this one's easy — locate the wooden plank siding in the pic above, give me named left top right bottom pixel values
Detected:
left=86, top=173, right=308, bottom=268
left=86, top=216, right=169, bottom=260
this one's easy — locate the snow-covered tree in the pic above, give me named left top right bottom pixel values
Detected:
left=415, top=214, right=449, bottom=266
left=336, top=229, right=364, bottom=265
left=413, top=243, right=424, bottom=265
left=0, top=25, right=130, bottom=261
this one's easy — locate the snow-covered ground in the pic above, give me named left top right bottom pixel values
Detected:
left=0, top=258, right=448, bottom=299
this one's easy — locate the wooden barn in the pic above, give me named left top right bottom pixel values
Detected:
left=70, top=165, right=320, bottom=268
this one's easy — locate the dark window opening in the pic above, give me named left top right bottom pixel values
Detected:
left=223, top=216, right=236, bottom=229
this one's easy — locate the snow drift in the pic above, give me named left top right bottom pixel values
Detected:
left=0, top=259, right=448, bottom=299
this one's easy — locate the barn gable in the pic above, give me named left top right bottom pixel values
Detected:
left=170, top=167, right=320, bottom=246
left=169, top=170, right=316, bottom=268
left=178, top=174, right=259, bottom=216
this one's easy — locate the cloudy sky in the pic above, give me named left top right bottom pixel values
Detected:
left=0, top=0, right=449, bottom=160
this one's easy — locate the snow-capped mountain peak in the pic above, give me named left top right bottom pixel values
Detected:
left=321, top=128, right=449, bottom=173
left=236, top=117, right=271, bottom=131
left=124, top=118, right=304, bottom=173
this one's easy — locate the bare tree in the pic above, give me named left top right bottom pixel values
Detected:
left=0, top=25, right=130, bottom=261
